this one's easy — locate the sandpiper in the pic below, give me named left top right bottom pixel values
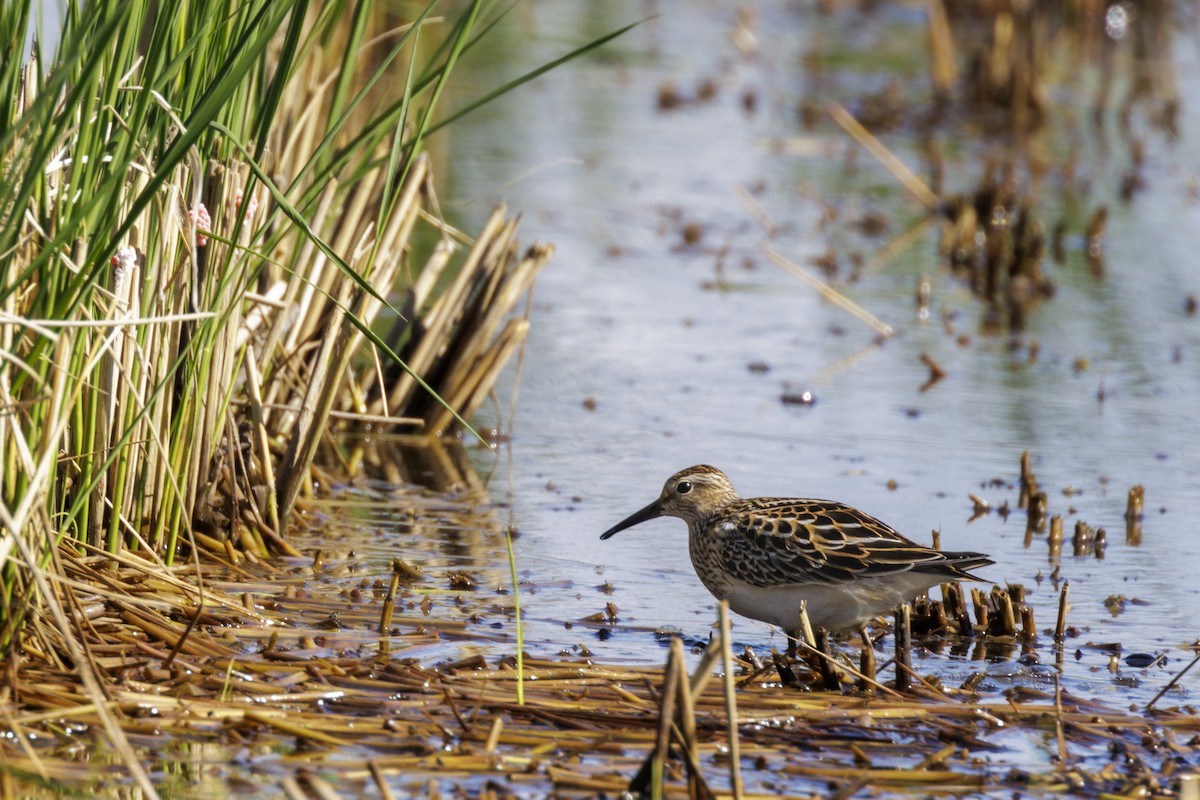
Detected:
left=600, top=465, right=993, bottom=647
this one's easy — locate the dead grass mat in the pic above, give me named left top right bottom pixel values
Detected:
left=0, top=543, right=1196, bottom=799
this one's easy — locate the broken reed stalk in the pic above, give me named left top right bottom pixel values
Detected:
left=919, top=353, right=946, bottom=390
left=1126, top=485, right=1145, bottom=519
left=1029, top=491, right=1048, bottom=531
left=929, top=596, right=949, bottom=632
left=926, top=0, right=957, bottom=98
left=764, top=246, right=896, bottom=339
left=1020, top=604, right=1037, bottom=643
left=670, top=636, right=714, bottom=800
left=1054, top=580, right=1071, bottom=642
left=971, top=588, right=990, bottom=631
left=503, top=522, right=525, bottom=707
left=798, top=599, right=816, bottom=650
left=367, top=206, right=553, bottom=436
left=771, top=650, right=800, bottom=686
left=1125, top=485, right=1145, bottom=545
left=894, top=604, right=913, bottom=692
left=943, top=581, right=972, bottom=635
left=1046, top=513, right=1062, bottom=558
left=815, top=628, right=840, bottom=691
left=368, top=760, right=397, bottom=800
left=996, top=588, right=1018, bottom=636
left=794, top=637, right=900, bottom=698
left=652, top=643, right=680, bottom=798
left=378, top=564, right=402, bottom=638
left=717, top=601, right=746, bottom=800
left=858, top=629, right=876, bottom=692
left=629, top=634, right=721, bottom=798
left=1146, top=650, right=1200, bottom=711
left=629, top=637, right=715, bottom=800
left=827, top=102, right=940, bottom=211
left=1019, top=450, right=1037, bottom=508
left=1054, top=674, right=1069, bottom=763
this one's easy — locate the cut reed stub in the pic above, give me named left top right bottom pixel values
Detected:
left=995, top=587, right=1018, bottom=636
left=894, top=604, right=913, bottom=692
left=1125, top=485, right=1145, bottom=520
left=815, top=628, right=839, bottom=691
left=859, top=629, right=877, bottom=692
left=1046, top=514, right=1063, bottom=558
left=1020, top=605, right=1037, bottom=643
left=1054, top=581, right=1071, bottom=642
left=1029, top=491, right=1049, bottom=529
left=1072, top=520, right=1099, bottom=557
left=1125, top=485, right=1145, bottom=546
left=1018, top=451, right=1037, bottom=509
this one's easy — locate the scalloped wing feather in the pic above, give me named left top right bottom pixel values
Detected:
left=717, top=498, right=985, bottom=587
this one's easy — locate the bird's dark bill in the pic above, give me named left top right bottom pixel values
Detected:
left=599, top=498, right=663, bottom=539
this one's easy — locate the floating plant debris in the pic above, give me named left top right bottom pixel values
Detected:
left=780, top=388, right=817, bottom=406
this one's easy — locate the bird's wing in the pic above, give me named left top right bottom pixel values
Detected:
left=716, top=498, right=954, bottom=586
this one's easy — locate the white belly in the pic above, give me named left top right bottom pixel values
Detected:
left=721, top=572, right=948, bottom=634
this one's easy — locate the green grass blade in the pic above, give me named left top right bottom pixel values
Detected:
left=423, top=18, right=645, bottom=139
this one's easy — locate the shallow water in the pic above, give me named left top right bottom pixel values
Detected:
left=416, top=0, right=1200, bottom=710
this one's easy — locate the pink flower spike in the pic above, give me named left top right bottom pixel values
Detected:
left=189, top=203, right=212, bottom=247
left=235, top=188, right=259, bottom=225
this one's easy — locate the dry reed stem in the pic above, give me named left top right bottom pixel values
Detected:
left=1146, top=649, right=1200, bottom=711
left=735, top=184, right=777, bottom=237
left=794, top=636, right=898, bottom=698
left=275, top=278, right=360, bottom=527
left=1055, top=580, right=1070, bottom=641
left=367, top=760, right=397, bottom=800
left=386, top=207, right=508, bottom=412
left=718, top=601, right=745, bottom=800
left=362, top=201, right=550, bottom=436
left=856, top=215, right=932, bottom=276
left=827, top=102, right=940, bottom=211
left=653, top=635, right=680, bottom=795
left=763, top=246, right=895, bottom=339
left=926, top=0, right=957, bottom=95
left=243, top=347, right=281, bottom=534
left=671, top=635, right=714, bottom=800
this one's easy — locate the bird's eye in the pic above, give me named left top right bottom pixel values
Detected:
left=676, top=481, right=693, bottom=495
